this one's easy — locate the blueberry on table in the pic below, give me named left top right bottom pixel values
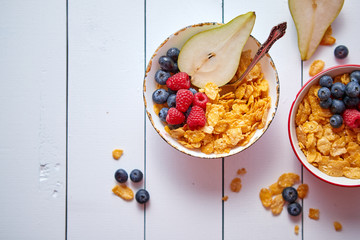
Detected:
left=166, top=47, right=180, bottom=62
left=135, top=189, right=150, bottom=204
left=319, top=98, right=332, bottom=109
left=159, top=56, right=177, bottom=73
left=345, top=81, right=360, bottom=97
left=330, top=99, right=346, bottom=115
left=130, top=169, right=143, bottom=183
left=331, top=82, right=346, bottom=99
left=334, top=45, right=349, bottom=59
left=159, top=107, right=169, bottom=122
left=319, top=75, right=333, bottom=88
left=155, top=69, right=171, bottom=85
left=114, top=169, right=128, bottom=183
left=350, top=70, right=360, bottom=84
left=287, top=202, right=302, bottom=216
left=282, top=187, right=298, bottom=203
left=330, top=114, right=343, bottom=128
left=317, top=87, right=331, bottom=100
left=152, top=88, right=169, bottom=104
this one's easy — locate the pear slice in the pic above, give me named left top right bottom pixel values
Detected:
left=178, top=12, right=256, bottom=88
left=289, top=0, right=344, bottom=61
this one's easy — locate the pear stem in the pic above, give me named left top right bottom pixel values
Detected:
left=227, top=22, right=287, bottom=87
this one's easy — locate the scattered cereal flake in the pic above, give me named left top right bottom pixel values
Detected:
left=269, top=182, right=284, bottom=196
left=320, top=26, right=336, bottom=46
left=230, top=177, right=242, bottom=192
left=112, top=185, right=134, bottom=201
left=222, top=195, right=229, bottom=201
left=294, top=225, right=299, bottom=235
left=278, top=173, right=300, bottom=188
left=309, top=60, right=325, bottom=76
left=270, top=194, right=285, bottom=215
left=237, top=168, right=247, bottom=175
left=334, top=221, right=342, bottom=231
left=259, top=188, right=273, bottom=208
left=309, top=208, right=320, bottom=220
left=112, top=149, right=123, bottom=160
left=297, top=184, right=309, bottom=199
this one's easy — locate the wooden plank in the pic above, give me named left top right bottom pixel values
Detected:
left=145, top=1, right=223, bottom=239
left=67, top=1, right=145, bottom=239
left=0, top=0, right=66, bottom=239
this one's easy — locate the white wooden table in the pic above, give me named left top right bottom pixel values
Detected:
left=1, top=0, right=360, bottom=239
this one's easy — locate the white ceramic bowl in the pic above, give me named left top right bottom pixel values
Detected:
left=288, top=64, right=360, bottom=187
left=144, top=22, right=280, bottom=159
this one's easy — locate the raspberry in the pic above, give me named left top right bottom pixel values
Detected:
left=166, top=107, right=185, bottom=125
left=193, top=92, right=208, bottom=109
left=342, top=109, right=360, bottom=128
left=166, top=72, right=190, bottom=91
left=187, top=105, right=206, bottom=130
left=176, top=89, right=194, bottom=112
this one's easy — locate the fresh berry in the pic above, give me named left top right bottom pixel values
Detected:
left=330, top=114, right=343, bottom=128
left=166, top=107, right=185, bottom=125
left=189, top=88, right=197, bottom=95
left=159, top=56, right=177, bottom=72
left=152, top=88, right=169, bottom=104
left=282, top=187, right=298, bottom=203
left=166, top=47, right=180, bottom=62
left=166, top=72, right=190, bottom=91
left=345, top=81, right=360, bottom=97
left=176, top=89, right=194, bottom=112
left=167, top=94, right=176, bottom=108
left=317, top=87, right=331, bottom=101
left=334, top=45, right=349, bottom=59
left=187, top=105, right=206, bottom=130
left=185, top=106, right=192, bottom=118
left=342, top=109, right=360, bottom=128
left=350, top=70, right=360, bottom=84
left=159, top=107, right=168, bottom=122
left=287, top=202, right=302, bottom=216
left=114, top=169, right=128, bottom=183
left=319, top=75, right=333, bottom=88
left=320, top=98, right=332, bottom=109
left=135, top=189, right=150, bottom=204
left=193, top=92, right=209, bottom=109
left=343, top=96, right=360, bottom=108
left=155, top=69, right=171, bottom=85
left=331, top=82, right=346, bottom=99
left=130, top=169, right=143, bottom=183
left=330, top=99, right=346, bottom=114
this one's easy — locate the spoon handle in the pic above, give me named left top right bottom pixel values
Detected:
left=230, top=22, right=287, bottom=86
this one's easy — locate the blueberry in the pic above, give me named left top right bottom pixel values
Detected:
left=330, top=99, right=346, bottom=114
left=350, top=70, right=360, bottom=84
left=167, top=88, right=177, bottom=95
left=319, top=75, right=333, bottom=88
left=135, top=189, right=150, bottom=204
left=343, top=96, right=360, bottom=108
left=114, top=169, right=128, bottom=183
left=167, top=94, right=176, bottom=108
left=345, top=81, right=360, bottom=97
left=331, top=82, right=346, bottom=98
left=330, top=114, right=343, bottom=128
left=154, top=69, right=171, bottom=85
left=189, top=88, right=197, bottom=95
left=317, top=87, right=331, bottom=100
left=320, top=98, right=332, bottom=109
left=166, top=47, right=180, bottom=62
left=130, top=169, right=143, bottom=183
left=287, top=202, right=302, bottom=216
left=282, top=187, right=298, bottom=203
left=152, top=88, right=169, bottom=104
left=159, top=56, right=177, bottom=72
left=334, top=45, right=349, bottom=59
left=159, top=107, right=168, bottom=122
left=185, top=106, right=192, bottom=118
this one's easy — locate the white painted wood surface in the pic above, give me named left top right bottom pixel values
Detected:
left=1, top=0, right=360, bottom=239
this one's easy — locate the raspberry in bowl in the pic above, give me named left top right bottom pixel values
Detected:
left=143, top=18, right=280, bottom=159
left=288, top=64, right=360, bottom=187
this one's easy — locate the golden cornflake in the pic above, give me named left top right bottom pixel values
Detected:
left=237, top=168, right=247, bottom=175
left=270, top=194, right=285, bottom=215
left=112, top=185, right=134, bottom=201
left=320, top=26, right=336, bottom=46
left=112, top=149, right=123, bottom=160
left=294, top=225, right=299, bottom=235
left=259, top=188, right=273, bottom=208
left=222, top=195, right=229, bottom=201
left=230, top=177, right=242, bottom=192
left=297, top=184, right=309, bottom=199
left=334, top=221, right=342, bottom=231
left=309, top=208, right=320, bottom=220
left=277, top=173, right=300, bottom=188
left=309, top=60, right=325, bottom=76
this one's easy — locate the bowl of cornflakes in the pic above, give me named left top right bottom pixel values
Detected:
left=143, top=22, right=280, bottom=159
left=288, top=64, right=360, bottom=187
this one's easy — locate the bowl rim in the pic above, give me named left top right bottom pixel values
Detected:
left=143, top=22, right=280, bottom=159
left=288, top=64, right=360, bottom=187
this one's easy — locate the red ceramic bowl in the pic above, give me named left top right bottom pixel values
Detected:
left=288, top=64, right=360, bottom=187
